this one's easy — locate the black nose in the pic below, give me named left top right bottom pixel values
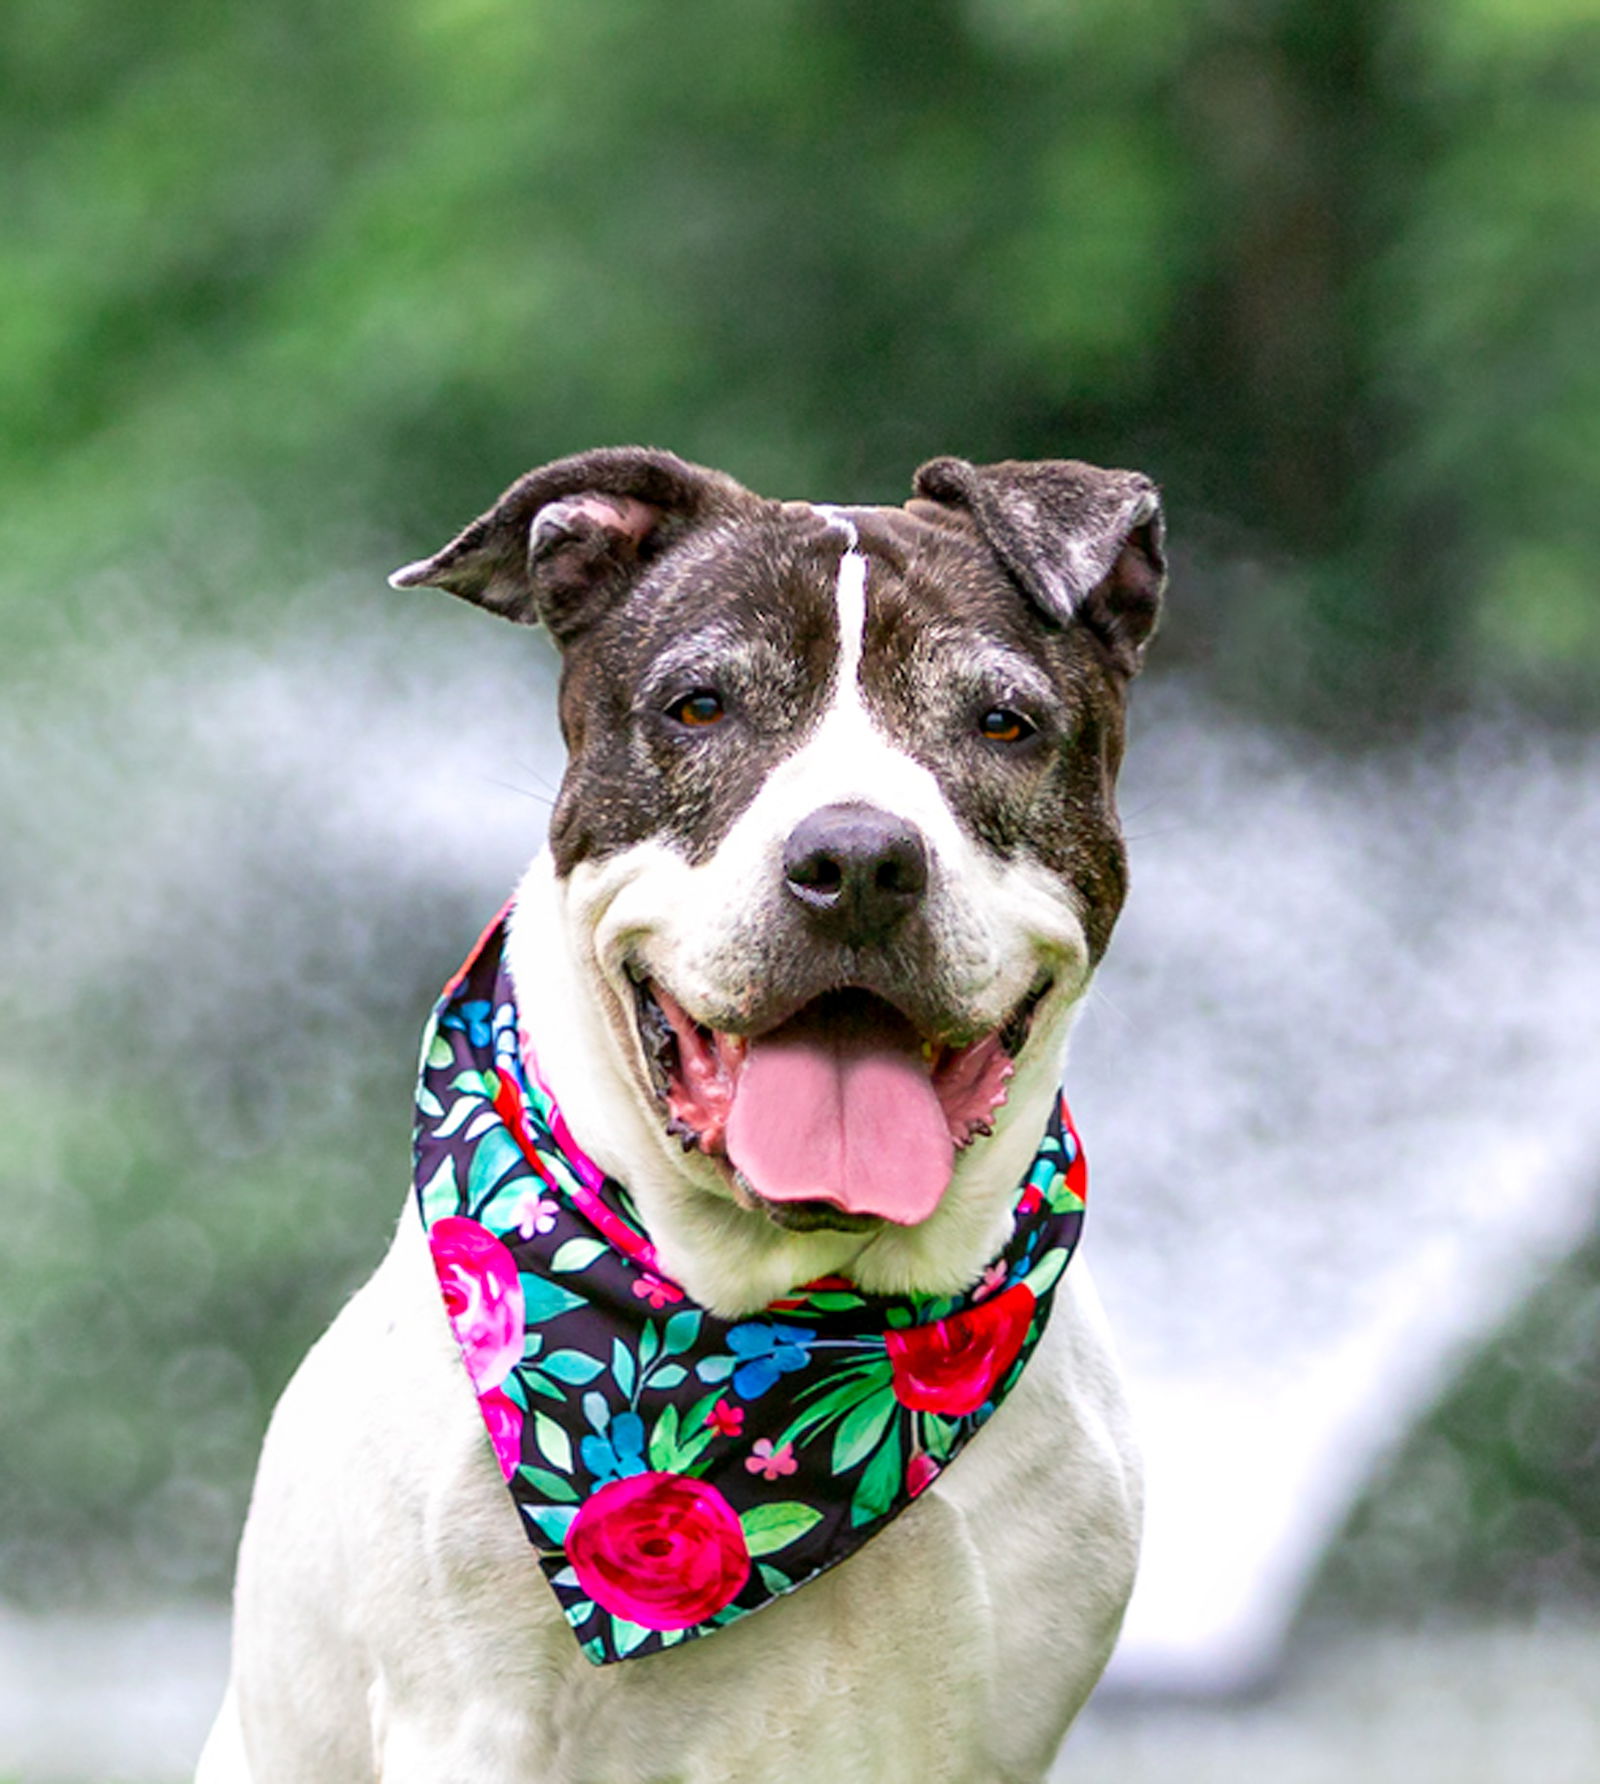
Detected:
left=782, top=803, right=929, bottom=945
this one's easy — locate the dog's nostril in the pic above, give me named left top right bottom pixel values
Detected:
left=782, top=804, right=929, bottom=942
left=788, top=853, right=844, bottom=897
left=875, top=851, right=924, bottom=898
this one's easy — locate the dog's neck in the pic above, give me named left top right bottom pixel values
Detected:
left=506, top=850, right=1080, bottom=1318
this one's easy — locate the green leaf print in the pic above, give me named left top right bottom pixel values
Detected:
left=781, top=1359, right=894, bottom=1451
left=519, top=1465, right=578, bottom=1503
left=758, top=1563, right=795, bottom=1596
left=740, top=1502, right=823, bottom=1557
left=647, top=1394, right=719, bottom=1473
left=850, top=1428, right=904, bottom=1528
left=921, top=1413, right=958, bottom=1462
left=831, top=1391, right=897, bottom=1474
left=519, top=1274, right=588, bottom=1325
left=611, top=1336, right=636, bottom=1399
left=1021, top=1247, right=1069, bottom=1299
left=550, top=1237, right=607, bottom=1274
left=647, top=1403, right=682, bottom=1469
left=466, top=1127, right=526, bottom=1200
left=662, top=1308, right=703, bottom=1356
left=533, top=1411, right=573, bottom=1473
left=524, top=1504, right=576, bottom=1543
left=417, top=1156, right=459, bottom=1219
left=540, top=1348, right=606, bottom=1385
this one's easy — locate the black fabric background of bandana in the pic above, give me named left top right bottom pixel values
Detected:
left=415, top=918, right=1086, bottom=1665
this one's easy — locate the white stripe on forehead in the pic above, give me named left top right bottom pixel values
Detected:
left=811, top=504, right=869, bottom=699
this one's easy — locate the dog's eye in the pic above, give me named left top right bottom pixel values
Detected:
left=667, top=690, right=726, bottom=728
left=978, top=707, right=1035, bottom=744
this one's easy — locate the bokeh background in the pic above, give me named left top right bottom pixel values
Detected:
left=4, top=0, right=1600, bottom=1777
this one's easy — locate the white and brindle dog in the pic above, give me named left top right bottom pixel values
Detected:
left=198, top=446, right=1164, bottom=1784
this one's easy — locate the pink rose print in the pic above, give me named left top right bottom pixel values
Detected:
left=478, top=1386, right=524, bottom=1481
left=429, top=1216, right=525, bottom=1391
left=905, top=1451, right=940, bottom=1497
left=745, top=1438, right=797, bottom=1481
left=566, top=1472, right=750, bottom=1629
left=632, top=1272, right=684, bottom=1310
left=705, top=1398, right=745, bottom=1437
left=885, top=1281, right=1036, bottom=1416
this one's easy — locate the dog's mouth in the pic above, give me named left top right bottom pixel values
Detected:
left=632, top=975, right=1051, bottom=1230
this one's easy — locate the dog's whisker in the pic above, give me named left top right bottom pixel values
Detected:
left=1122, top=821, right=1199, bottom=842
left=1077, top=980, right=1140, bottom=1036
left=506, top=759, right=563, bottom=797
left=476, top=774, right=556, bottom=807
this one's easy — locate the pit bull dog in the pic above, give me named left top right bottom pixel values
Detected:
left=197, top=446, right=1164, bottom=1783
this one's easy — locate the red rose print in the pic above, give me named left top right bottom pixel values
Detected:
left=885, top=1281, right=1037, bottom=1415
left=429, top=1216, right=525, bottom=1392
left=566, top=1472, right=751, bottom=1630
left=478, top=1386, right=523, bottom=1481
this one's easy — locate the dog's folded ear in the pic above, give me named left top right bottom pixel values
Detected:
left=909, top=457, right=1166, bottom=675
left=389, top=447, right=752, bottom=646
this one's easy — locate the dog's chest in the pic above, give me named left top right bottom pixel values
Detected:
left=361, top=1234, right=1132, bottom=1784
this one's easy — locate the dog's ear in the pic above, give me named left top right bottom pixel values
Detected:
left=389, top=447, right=752, bottom=647
left=909, top=456, right=1166, bottom=675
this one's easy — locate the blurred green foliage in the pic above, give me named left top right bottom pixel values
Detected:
left=0, top=1075, right=397, bottom=1601
left=3, top=0, right=1600, bottom=1613
left=4, top=0, right=1598, bottom=714
left=1312, top=1231, right=1600, bottom=1622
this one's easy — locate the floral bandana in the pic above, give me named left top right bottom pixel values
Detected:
left=414, top=913, right=1087, bottom=1666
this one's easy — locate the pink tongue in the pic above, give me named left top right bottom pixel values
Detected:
left=725, top=999, right=955, bottom=1225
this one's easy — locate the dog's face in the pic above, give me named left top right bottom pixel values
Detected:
left=394, top=448, right=1162, bottom=1303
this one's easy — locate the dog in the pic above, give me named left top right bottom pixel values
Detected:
left=197, top=446, right=1163, bottom=1783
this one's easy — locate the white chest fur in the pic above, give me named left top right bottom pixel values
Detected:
left=205, top=1211, right=1138, bottom=1784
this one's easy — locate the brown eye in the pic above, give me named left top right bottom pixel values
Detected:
left=668, top=690, right=726, bottom=728
left=979, top=707, right=1034, bottom=744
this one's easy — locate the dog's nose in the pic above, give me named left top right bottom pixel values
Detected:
left=782, top=804, right=929, bottom=944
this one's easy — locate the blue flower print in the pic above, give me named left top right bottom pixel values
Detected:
left=442, top=999, right=494, bottom=1048
left=580, top=1410, right=648, bottom=1483
left=727, top=1324, right=815, bottom=1400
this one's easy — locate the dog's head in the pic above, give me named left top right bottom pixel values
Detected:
left=394, top=446, right=1163, bottom=1311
